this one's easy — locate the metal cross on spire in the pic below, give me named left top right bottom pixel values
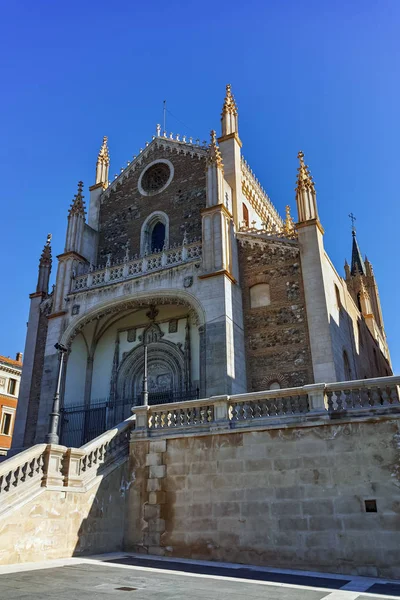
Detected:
left=349, top=212, right=356, bottom=233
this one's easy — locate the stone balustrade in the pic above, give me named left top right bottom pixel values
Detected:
left=133, top=375, right=400, bottom=437
left=326, top=376, right=400, bottom=414
left=0, top=444, right=47, bottom=513
left=1, top=376, right=398, bottom=513
left=73, top=241, right=202, bottom=292
left=0, top=416, right=136, bottom=515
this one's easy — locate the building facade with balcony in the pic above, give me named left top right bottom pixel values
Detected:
left=13, top=85, right=392, bottom=450
left=0, top=353, right=22, bottom=455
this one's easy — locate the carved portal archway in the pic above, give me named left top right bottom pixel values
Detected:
left=116, top=339, right=186, bottom=403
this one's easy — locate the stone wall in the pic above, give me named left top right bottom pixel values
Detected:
left=97, top=146, right=206, bottom=263
left=23, top=307, right=49, bottom=447
left=237, top=235, right=314, bottom=390
left=127, top=416, right=400, bottom=579
left=0, top=459, right=130, bottom=564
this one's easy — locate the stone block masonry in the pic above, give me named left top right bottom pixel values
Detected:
left=127, top=416, right=400, bottom=579
left=97, top=145, right=206, bottom=263
left=238, top=235, right=314, bottom=391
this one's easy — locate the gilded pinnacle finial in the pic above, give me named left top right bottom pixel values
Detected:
left=39, top=233, right=52, bottom=267
left=296, top=150, right=315, bottom=193
left=208, top=130, right=224, bottom=169
left=283, top=205, right=295, bottom=237
left=97, top=136, right=110, bottom=165
left=222, top=83, right=238, bottom=117
left=69, top=181, right=86, bottom=217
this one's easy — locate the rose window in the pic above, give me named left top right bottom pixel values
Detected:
left=141, top=163, right=171, bottom=194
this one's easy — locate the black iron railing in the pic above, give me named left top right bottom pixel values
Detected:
left=60, top=388, right=199, bottom=448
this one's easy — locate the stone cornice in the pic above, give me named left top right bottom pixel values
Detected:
left=47, top=310, right=67, bottom=320
left=198, top=269, right=237, bottom=284
left=56, top=251, right=89, bottom=263
left=296, top=218, right=325, bottom=235
left=0, top=364, right=22, bottom=375
left=217, top=132, right=242, bottom=147
left=88, top=182, right=106, bottom=192
left=201, top=203, right=233, bottom=219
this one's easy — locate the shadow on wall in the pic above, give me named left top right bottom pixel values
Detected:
left=328, top=300, right=391, bottom=383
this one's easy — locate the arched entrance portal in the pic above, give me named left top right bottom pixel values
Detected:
left=61, top=295, right=204, bottom=445
left=116, top=322, right=189, bottom=405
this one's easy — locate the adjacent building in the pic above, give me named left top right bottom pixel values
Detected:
left=12, top=84, right=392, bottom=451
left=0, top=353, right=22, bottom=455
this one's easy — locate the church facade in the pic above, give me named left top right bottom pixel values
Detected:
left=13, top=85, right=392, bottom=450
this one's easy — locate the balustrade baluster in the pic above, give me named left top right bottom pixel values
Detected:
left=387, top=386, right=397, bottom=404
left=381, top=388, right=389, bottom=406
left=344, top=389, right=352, bottom=410
left=5, top=472, right=11, bottom=492
left=335, top=390, right=343, bottom=412
left=242, top=402, right=248, bottom=420
left=254, top=402, right=262, bottom=419
left=21, top=462, right=28, bottom=483
left=326, top=390, right=334, bottom=413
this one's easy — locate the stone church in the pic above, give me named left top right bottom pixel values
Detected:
left=13, top=85, right=392, bottom=450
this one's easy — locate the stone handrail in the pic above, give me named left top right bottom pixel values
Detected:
left=73, top=241, right=202, bottom=292
left=71, top=415, right=136, bottom=486
left=0, top=443, right=47, bottom=497
left=133, top=376, right=400, bottom=436
left=325, top=375, right=400, bottom=414
left=0, top=416, right=136, bottom=515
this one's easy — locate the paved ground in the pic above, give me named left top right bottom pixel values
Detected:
left=0, top=553, right=399, bottom=600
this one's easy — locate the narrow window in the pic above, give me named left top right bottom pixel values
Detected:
left=357, top=322, right=363, bottom=348
left=357, top=292, right=362, bottom=312
left=8, top=379, right=16, bottom=395
left=250, top=283, right=271, bottom=308
left=242, top=203, right=249, bottom=228
left=343, top=350, right=352, bottom=380
left=150, top=222, right=166, bottom=253
left=1, top=413, right=12, bottom=435
left=373, top=348, right=379, bottom=371
left=335, top=284, right=342, bottom=310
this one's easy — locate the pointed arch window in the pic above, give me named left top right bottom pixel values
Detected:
left=140, top=211, right=169, bottom=256
left=151, top=222, right=166, bottom=253
left=242, top=203, right=249, bottom=228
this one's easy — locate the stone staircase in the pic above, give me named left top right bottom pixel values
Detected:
left=0, top=375, right=399, bottom=569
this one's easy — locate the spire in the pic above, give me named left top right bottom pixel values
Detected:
left=221, top=84, right=239, bottom=138
left=296, top=151, right=315, bottom=194
left=68, top=181, right=86, bottom=217
left=36, top=233, right=52, bottom=294
left=95, top=136, right=110, bottom=186
left=295, top=151, right=319, bottom=224
left=65, top=182, right=86, bottom=254
left=350, top=220, right=366, bottom=276
left=208, top=130, right=224, bottom=170
left=344, top=259, right=351, bottom=279
left=39, top=233, right=52, bottom=267
left=283, top=205, right=295, bottom=237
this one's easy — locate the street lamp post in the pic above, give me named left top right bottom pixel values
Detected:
left=141, top=343, right=149, bottom=406
left=45, top=343, right=68, bottom=445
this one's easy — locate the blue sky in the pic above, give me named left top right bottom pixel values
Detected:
left=1, top=1, right=399, bottom=372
